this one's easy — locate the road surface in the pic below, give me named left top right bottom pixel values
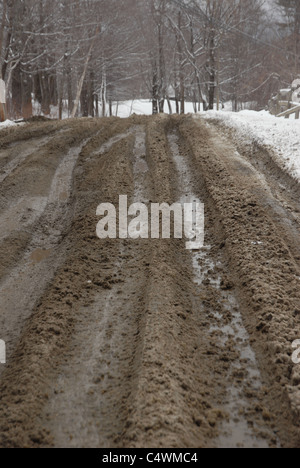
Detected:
left=0, top=115, right=300, bottom=448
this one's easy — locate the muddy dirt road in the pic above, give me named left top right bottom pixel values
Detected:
left=0, top=115, right=300, bottom=448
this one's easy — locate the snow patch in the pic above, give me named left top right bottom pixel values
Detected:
left=200, top=110, right=300, bottom=183
left=0, top=120, right=21, bottom=129
left=111, top=99, right=198, bottom=118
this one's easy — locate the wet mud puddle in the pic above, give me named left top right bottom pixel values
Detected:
left=168, top=131, right=275, bottom=448
left=30, top=248, right=52, bottom=264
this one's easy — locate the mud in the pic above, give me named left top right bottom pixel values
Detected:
left=168, top=130, right=275, bottom=448
left=0, top=115, right=299, bottom=447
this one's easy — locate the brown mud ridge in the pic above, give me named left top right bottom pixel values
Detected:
left=0, top=115, right=299, bottom=448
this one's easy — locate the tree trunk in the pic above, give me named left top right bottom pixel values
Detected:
left=0, top=0, right=7, bottom=78
left=21, top=72, right=33, bottom=119
left=208, top=32, right=216, bottom=110
left=177, top=12, right=185, bottom=114
left=159, top=99, right=164, bottom=113
left=196, top=73, right=207, bottom=111
left=40, top=72, right=51, bottom=115
left=158, top=22, right=165, bottom=113
left=71, top=26, right=100, bottom=119
left=167, top=97, right=172, bottom=114
left=59, top=97, right=63, bottom=120
left=80, top=80, right=89, bottom=117
left=95, top=93, right=99, bottom=117
left=208, top=72, right=215, bottom=110
left=12, top=63, right=22, bottom=118
left=57, top=72, right=64, bottom=120
left=101, top=69, right=107, bottom=117
left=67, top=62, right=73, bottom=117
left=88, top=71, right=95, bottom=117
left=2, top=30, right=11, bottom=80
left=152, top=64, right=159, bottom=115
left=0, top=103, right=6, bottom=122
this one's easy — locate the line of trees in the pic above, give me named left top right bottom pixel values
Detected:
left=0, top=0, right=299, bottom=120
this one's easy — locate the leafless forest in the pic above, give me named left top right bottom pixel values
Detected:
left=1, top=0, right=300, bottom=450
left=0, top=0, right=299, bottom=119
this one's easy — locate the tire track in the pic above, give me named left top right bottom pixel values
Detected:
left=0, top=123, right=100, bottom=374
left=40, top=126, right=151, bottom=447
left=123, top=116, right=222, bottom=448
left=178, top=115, right=300, bottom=447
left=0, top=135, right=57, bottom=184
left=168, top=128, right=275, bottom=448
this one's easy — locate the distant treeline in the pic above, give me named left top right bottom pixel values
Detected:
left=0, top=0, right=299, bottom=119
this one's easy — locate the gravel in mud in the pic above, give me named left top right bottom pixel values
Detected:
left=0, top=115, right=299, bottom=448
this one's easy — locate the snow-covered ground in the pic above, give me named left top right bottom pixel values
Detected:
left=200, top=110, right=300, bottom=183
left=110, top=99, right=198, bottom=117
left=48, top=99, right=200, bottom=119
left=0, top=120, right=20, bottom=130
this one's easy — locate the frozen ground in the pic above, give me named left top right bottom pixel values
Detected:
left=200, top=110, right=300, bottom=183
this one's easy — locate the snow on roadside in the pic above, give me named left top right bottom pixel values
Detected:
left=0, top=120, right=21, bottom=130
left=200, top=110, right=300, bottom=183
